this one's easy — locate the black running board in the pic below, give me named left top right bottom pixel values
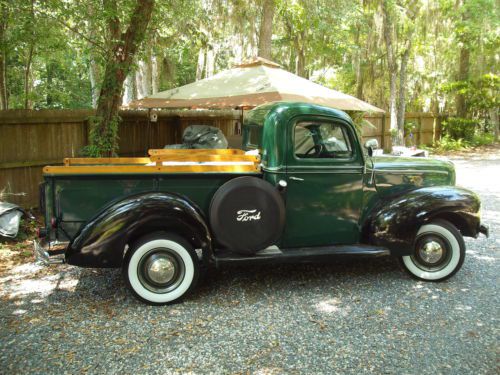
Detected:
left=214, top=244, right=390, bottom=267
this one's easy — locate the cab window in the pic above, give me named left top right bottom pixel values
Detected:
left=294, top=121, right=353, bottom=159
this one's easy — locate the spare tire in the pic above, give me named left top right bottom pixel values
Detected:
left=209, top=176, right=285, bottom=254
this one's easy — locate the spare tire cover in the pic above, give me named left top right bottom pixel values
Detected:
left=209, top=176, right=285, bottom=254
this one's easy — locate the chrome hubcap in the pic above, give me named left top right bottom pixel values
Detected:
left=138, top=248, right=185, bottom=294
left=418, top=240, right=444, bottom=264
left=145, top=255, right=176, bottom=284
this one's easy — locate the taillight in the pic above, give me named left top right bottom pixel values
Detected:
left=50, top=217, right=57, bottom=228
left=37, top=227, right=47, bottom=238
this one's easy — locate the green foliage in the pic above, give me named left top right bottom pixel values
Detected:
left=3, top=0, right=94, bottom=109
left=433, top=135, right=470, bottom=152
left=441, top=74, right=499, bottom=117
left=428, top=132, right=495, bottom=153
left=443, top=117, right=479, bottom=141
left=469, top=133, right=495, bottom=147
left=82, top=115, right=120, bottom=157
left=348, top=111, right=376, bottom=137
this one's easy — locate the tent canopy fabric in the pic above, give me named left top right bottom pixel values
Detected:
left=127, top=57, right=384, bottom=113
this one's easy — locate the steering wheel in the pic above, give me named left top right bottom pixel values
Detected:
left=304, top=144, right=323, bottom=157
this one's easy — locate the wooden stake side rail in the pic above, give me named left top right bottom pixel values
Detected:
left=148, top=149, right=245, bottom=156
left=44, top=149, right=261, bottom=175
left=150, top=154, right=259, bottom=163
left=64, top=157, right=151, bottom=166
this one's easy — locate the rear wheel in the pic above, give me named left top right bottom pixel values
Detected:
left=123, top=233, right=199, bottom=305
left=400, top=219, right=465, bottom=281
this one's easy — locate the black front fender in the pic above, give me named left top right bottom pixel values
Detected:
left=363, top=186, right=481, bottom=256
left=65, top=192, right=212, bottom=267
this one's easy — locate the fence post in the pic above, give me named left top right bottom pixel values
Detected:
left=83, top=116, right=89, bottom=146
left=418, top=113, right=423, bottom=146
left=381, top=114, right=386, bottom=150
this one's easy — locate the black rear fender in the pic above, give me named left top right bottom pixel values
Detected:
left=65, top=192, right=212, bottom=268
left=363, top=186, right=481, bottom=256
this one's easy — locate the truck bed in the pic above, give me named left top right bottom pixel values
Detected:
left=42, top=149, right=261, bottom=239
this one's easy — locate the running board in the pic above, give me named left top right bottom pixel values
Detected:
left=215, top=244, right=390, bottom=267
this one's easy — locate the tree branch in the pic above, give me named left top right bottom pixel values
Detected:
left=34, top=9, right=107, bottom=55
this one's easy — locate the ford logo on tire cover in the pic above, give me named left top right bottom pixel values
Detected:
left=236, top=209, right=261, bottom=222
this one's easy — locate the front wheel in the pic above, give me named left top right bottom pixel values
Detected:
left=123, top=233, right=199, bottom=305
left=400, top=219, right=465, bottom=281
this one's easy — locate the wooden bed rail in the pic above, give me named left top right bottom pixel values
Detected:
left=148, top=148, right=245, bottom=156
left=44, top=149, right=260, bottom=174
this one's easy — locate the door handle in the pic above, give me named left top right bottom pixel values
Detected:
left=289, top=176, right=304, bottom=181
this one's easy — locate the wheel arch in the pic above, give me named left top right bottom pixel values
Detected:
left=427, top=211, right=476, bottom=237
left=65, top=192, right=213, bottom=268
left=362, top=186, right=481, bottom=256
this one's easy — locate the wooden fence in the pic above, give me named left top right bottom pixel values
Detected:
left=0, top=109, right=240, bottom=207
left=0, top=109, right=444, bottom=207
left=360, top=112, right=444, bottom=150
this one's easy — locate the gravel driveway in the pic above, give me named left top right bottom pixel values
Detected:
left=1, top=150, right=498, bottom=374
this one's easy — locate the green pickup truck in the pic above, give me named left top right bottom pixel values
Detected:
left=35, top=102, right=488, bottom=305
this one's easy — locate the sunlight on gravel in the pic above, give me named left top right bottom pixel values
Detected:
left=0, top=263, right=80, bottom=299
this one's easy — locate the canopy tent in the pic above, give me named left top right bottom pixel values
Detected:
left=127, top=57, right=384, bottom=113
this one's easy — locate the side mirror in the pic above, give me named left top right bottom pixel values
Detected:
left=364, top=139, right=379, bottom=157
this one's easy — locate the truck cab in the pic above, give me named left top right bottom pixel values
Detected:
left=36, top=102, right=488, bottom=305
left=244, top=102, right=366, bottom=248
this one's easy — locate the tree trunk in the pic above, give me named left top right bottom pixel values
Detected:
left=382, top=0, right=403, bottom=147
left=46, top=61, right=53, bottom=106
left=196, top=48, right=205, bottom=80
left=122, top=72, right=135, bottom=105
left=456, top=46, right=469, bottom=118
left=0, top=2, right=8, bottom=109
left=294, top=32, right=306, bottom=78
left=135, top=65, right=145, bottom=98
left=89, top=56, right=101, bottom=108
left=397, top=36, right=413, bottom=136
left=87, top=3, right=101, bottom=109
left=151, top=53, right=159, bottom=94
left=354, top=24, right=364, bottom=100
left=24, top=42, right=34, bottom=110
left=145, top=53, right=153, bottom=95
left=258, top=0, right=274, bottom=59
left=455, top=2, right=470, bottom=118
left=136, top=59, right=152, bottom=97
left=205, top=47, right=215, bottom=77
left=24, top=0, right=35, bottom=110
left=490, top=108, right=499, bottom=142
left=90, top=0, right=155, bottom=157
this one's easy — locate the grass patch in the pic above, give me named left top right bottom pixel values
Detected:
left=424, top=134, right=497, bottom=154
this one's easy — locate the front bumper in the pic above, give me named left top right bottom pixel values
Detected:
left=34, top=240, right=65, bottom=265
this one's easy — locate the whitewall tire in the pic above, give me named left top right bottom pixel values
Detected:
left=401, top=219, right=465, bottom=281
left=123, top=233, right=199, bottom=305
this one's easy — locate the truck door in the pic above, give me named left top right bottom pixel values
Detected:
left=282, top=116, right=364, bottom=248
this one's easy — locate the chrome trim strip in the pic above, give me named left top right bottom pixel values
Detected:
left=366, top=169, right=449, bottom=175
left=286, top=171, right=364, bottom=175
left=261, top=167, right=286, bottom=173
left=289, top=165, right=364, bottom=170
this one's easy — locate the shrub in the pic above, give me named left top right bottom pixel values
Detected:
left=470, top=133, right=495, bottom=147
left=435, top=135, right=469, bottom=151
left=442, top=117, right=479, bottom=141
